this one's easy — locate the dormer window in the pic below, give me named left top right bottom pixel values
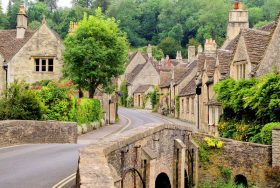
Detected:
left=236, top=61, right=246, bottom=80
left=34, top=58, right=54, bottom=72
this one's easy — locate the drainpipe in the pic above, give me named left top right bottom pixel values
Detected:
left=3, top=62, right=8, bottom=89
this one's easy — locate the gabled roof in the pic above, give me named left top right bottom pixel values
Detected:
left=179, top=76, right=196, bottom=97
left=134, top=85, right=152, bottom=93
left=126, top=63, right=146, bottom=84
left=159, top=71, right=172, bottom=88
left=197, top=53, right=206, bottom=73
left=0, top=30, right=35, bottom=61
left=205, top=56, right=216, bottom=77
left=240, top=28, right=271, bottom=65
left=174, top=60, right=197, bottom=85
left=217, top=50, right=233, bottom=78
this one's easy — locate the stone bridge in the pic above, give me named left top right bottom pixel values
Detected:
left=77, top=124, right=280, bottom=188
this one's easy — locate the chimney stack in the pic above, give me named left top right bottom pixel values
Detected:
left=204, top=39, right=217, bottom=54
left=176, top=51, right=182, bottom=61
left=147, top=44, right=153, bottom=59
left=197, top=45, right=203, bottom=54
left=16, top=5, right=28, bottom=39
left=188, top=46, right=196, bottom=62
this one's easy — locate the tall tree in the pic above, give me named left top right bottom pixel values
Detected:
left=38, top=0, right=57, bottom=11
left=6, top=0, right=24, bottom=29
left=63, top=9, right=129, bottom=98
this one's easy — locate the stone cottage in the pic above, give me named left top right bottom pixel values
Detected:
left=196, top=1, right=280, bottom=134
left=0, top=5, right=64, bottom=92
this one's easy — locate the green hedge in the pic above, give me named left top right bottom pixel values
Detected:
left=260, top=122, right=280, bottom=145
left=0, top=81, right=103, bottom=125
left=76, top=98, right=103, bottom=125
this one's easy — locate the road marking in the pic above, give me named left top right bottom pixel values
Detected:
left=52, top=173, right=76, bottom=188
left=114, top=114, right=132, bottom=135
left=0, top=144, right=28, bottom=150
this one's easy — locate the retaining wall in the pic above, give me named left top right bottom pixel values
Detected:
left=0, top=120, right=77, bottom=147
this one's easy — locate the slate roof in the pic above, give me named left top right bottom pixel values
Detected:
left=225, top=34, right=240, bottom=51
left=128, top=52, right=137, bottom=62
left=159, top=71, right=172, bottom=88
left=205, top=56, right=217, bottom=77
left=126, top=63, right=146, bottom=84
left=241, top=28, right=271, bottom=65
left=258, top=22, right=276, bottom=32
left=179, top=76, right=196, bottom=97
left=217, top=50, right=233, bottom=78
left=0, top=30, right=35, bottom=61
left=134, top=85, right=152, bottom=93
left=197, top=54, right=206, bottom=73
left=174, top=60, right=197, bottom=85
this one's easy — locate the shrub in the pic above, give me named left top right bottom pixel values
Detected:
left=76, top=98, right=103, bottom=125
left=150, top=86, right=160, bottom=112
left=260, top=122, right=280, bottom=145
left=204, top=137, right=223, bottom=149
left=36, top=81, right=79, bottom=121
left=0, top=81, right=44, bottom=120
left=120, top=80, right=128, bottom=107
left=219, top=166, right=232, bottom=183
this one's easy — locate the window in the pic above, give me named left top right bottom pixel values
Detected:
left=186, top=98, right=189, bottom=113
left=236, top=63, right=246, bottom=80
left=181, top=99, right=184, bottom=113
left=34, top=58, right=54, bottom=72
left=191, top=97, right=195, bottom=114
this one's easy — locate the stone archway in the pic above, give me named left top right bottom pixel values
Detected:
left=155, top=173, right=171, bottom=188
left=234, top=174, right=248, bottom=187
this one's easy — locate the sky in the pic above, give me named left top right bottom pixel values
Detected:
left=1, top=0, right=72, bottom=12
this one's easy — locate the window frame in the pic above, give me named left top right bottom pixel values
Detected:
left=33, top=57, right=55, bottom=73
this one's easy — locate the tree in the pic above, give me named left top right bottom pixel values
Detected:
left=63, top=9, right=129, bottom=98
left=0, top=0, right=8, bottom=29
left=158, top=37, right=181, bottom=59
left=38, top=0, right=57, bottom=11
left=6, top=0, right=24, bottom=29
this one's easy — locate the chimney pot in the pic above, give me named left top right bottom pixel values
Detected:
left=234, top=1, right=239, bottom=10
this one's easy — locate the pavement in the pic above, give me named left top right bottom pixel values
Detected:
left=0, top=108, right=195, bottom=188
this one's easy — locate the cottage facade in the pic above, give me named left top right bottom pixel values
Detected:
left=0, top=6, right=64, bottom=92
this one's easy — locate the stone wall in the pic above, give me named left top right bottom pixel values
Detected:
left=0, top=120, right=77, bottom=147
left=193, top=133, right=276, bottom=187
left=272, top=128, right=280, bottom=167
left=78, top=124, right=192, bottom=188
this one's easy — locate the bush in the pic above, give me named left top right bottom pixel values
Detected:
left=36, top=81, right=78, bottom=121
left=76, top=98, right=103, bottom=125
left=0, top=81, right=44, bottom=120
left=260, top=122, right=280, bottom=145
left=120, top=80, right=128, bottom=107
left=150, top=86, right=160, bottom=112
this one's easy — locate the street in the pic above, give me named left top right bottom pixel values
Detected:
left=0, top=108, right=187, bottom=188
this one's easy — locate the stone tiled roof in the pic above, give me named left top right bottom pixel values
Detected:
left=197, top=54, right=206, bottom=73
left=0, top=30, right=35, bottom=61
left=134, top=85, right=152, bottom=94
left=225, top=34, right=240, bottom=51
left=174, top=60, right=197, bottom=85
left=126, top=63, right=146, bottom=84
left=179, top=76, right=196, bottom=97
left=205, top=56, right=216, bottom=77
left=217, top=50, right=233, bottom=78
left=241, top=28, right=271, bottom=65
left=128, top=52, right=137, bottom=62
left=159, top=71, right=172, bottom=88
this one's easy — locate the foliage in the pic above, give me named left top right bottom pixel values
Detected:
left=219, top=166, right=232, bottom=183
left=199, top=180, right=244, bottom=188
left=204, top=137, right=223, bottom=149
left=260, top=122, right=280, bottom=145
left=136, top=45, right=164, bottom=61
left=63, top=9, right=129, bottom=98
left=150, top=86, right=160, bottom=112
left=35, top=81, right=79, bottom=121
left=265, top=166, right=280, bottom=182
left=214, top=73, right=280, bottom=143
left=120, top=80, right=128, bottom=107
left=127, top=96, right=133, bottom=108
left=0, top=81, right=44, bottom=120
left=76, top=98, right=103, bottom=125
left=158, top=37, right=181, bottom=58
left=142, top=94, right=149, bottom=109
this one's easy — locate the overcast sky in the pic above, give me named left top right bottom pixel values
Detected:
left=2, top=0, right=72, bottom=12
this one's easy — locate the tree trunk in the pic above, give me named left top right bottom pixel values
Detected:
left=89, top=85, right=96, bottom=98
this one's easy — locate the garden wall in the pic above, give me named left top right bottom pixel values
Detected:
left=193, top=133, right=279, bottom=187
left=0, top=120, right=77, bottom=147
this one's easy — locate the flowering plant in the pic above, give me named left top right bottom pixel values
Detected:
left=204, top=137, right=223, bottom=149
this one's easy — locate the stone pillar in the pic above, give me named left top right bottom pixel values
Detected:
left=146, top=159, right=156, bottom=188
left=272, top=128, right=280, bottom=167
left=175, top=139, right=186, bottom=188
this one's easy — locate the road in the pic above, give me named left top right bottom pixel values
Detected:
left=0, top=108, right=174, bottom=188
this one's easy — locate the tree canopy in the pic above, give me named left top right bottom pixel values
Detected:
left=63, top=9, right=129, bottom=98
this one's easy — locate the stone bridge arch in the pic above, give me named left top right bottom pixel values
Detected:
left=155, top=172, right=171, bottom=188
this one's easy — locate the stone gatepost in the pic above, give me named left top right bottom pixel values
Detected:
left=175, top=139, right=186, bottom=188
left=142, top=147, right=157, bottom=188
left=272, top=127, right=280, bottom=167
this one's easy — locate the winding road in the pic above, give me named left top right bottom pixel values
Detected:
left=0, top=108, right=178, bottom=188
